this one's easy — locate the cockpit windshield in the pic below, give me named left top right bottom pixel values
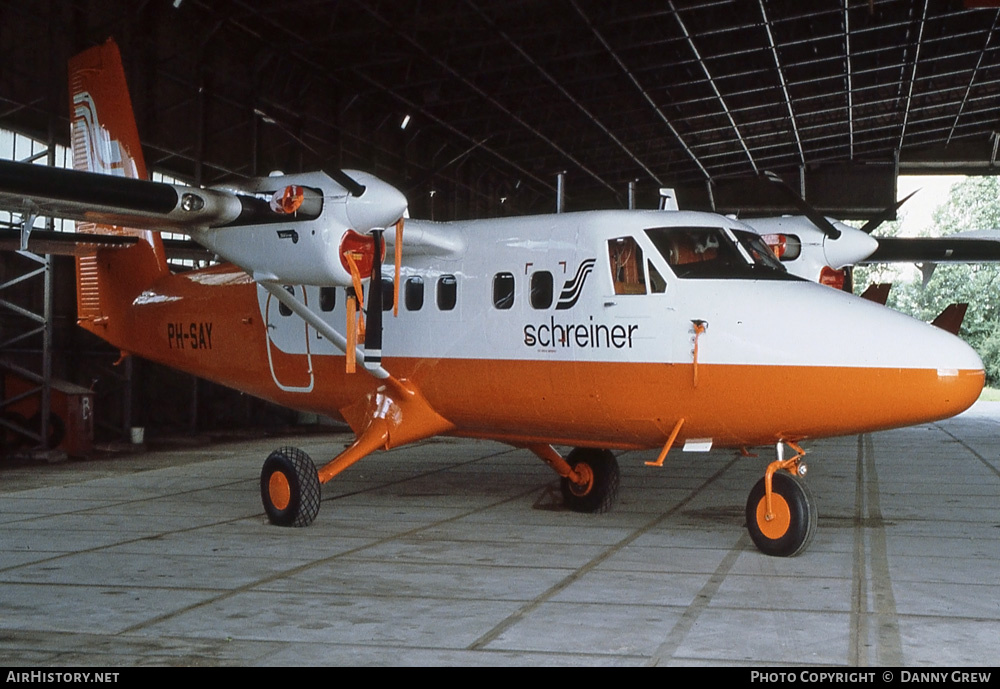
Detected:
left=644, top=227, right=794, bottom=280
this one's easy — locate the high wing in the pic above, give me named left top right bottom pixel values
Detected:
left=862, top=231, right=1000, bottom=264
left=0, top=157, right=473, bottom=287
left=0, top=158, right=256, bottom=231
left=749, top=172, right=1000, bottom=287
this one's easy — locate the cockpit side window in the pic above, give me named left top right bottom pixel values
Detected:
left=607, top=237, right=647, bottom=295
left=645, top=227, right=795, bottom=281
left=648, top=261, right=667, bottom=293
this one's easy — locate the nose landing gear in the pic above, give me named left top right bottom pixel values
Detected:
left=746, top=442, right=816, bottom=557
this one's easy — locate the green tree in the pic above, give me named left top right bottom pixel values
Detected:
left=857, top=176, right=1000, bottom=384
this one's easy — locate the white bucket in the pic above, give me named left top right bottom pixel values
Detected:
left=130, top=427, right=145, bottom=444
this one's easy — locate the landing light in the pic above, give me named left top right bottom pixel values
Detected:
left=180, top=193, right=204, bottom=212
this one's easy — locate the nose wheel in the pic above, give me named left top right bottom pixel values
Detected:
left=746, top=470, right=816, bottom=557
left=260, top=446, right=321, bottom=527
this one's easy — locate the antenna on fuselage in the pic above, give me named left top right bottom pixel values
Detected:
left=658, top=188, right=678, bottom=211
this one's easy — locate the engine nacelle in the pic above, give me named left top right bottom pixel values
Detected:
left=191, top=170, right=404, bottom=286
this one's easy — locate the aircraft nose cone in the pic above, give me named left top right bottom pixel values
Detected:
left=797, top=289, right=985, bottom=435
left=871, top=315, right=984, bottom=427
left=928, top=332, right=984, bottom=418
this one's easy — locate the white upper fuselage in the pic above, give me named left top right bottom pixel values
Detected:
left=257, top=208, right=980, bottom=373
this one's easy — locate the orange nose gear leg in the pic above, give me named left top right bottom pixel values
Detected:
left=764, top=441, right=806, bottom=521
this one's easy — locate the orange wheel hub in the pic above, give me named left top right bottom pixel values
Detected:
left=755, top=493, right=791, bottom=540
left=568, top=463, right=594, bottom=497
left=268, top=472, right=292, bottom=511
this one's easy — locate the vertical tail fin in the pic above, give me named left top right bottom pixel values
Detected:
left=68, top=39, right=168, bottom=332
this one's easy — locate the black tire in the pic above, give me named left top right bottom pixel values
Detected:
left=745, top=471, right=817, bottom=557
left=260, top=447, right=321, bottom=527
left=560, top=448, right=620, bottom=514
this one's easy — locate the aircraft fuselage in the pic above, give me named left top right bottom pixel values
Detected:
left=95, top=209, right=984, bottom=451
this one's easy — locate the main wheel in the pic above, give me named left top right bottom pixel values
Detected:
left=745, top=471, right=816, bottom=557
left=560, top=448, right=620, bottom=513
left=260, top=447, right=321, bottom=527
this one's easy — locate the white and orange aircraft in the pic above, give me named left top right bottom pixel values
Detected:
left=0, top=40, right=986, bottom=557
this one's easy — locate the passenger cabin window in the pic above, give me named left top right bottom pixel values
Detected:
left=608, top=237, right=646, bottom=295
left=530, top=271, right=553, bottom=309
left=320, top=287, right=336, bottom=312
left=437, top=275, right=457, bottom=311
left=405, top=277, right=424, bottom=311
left=493, top=272, right=515, bottom=310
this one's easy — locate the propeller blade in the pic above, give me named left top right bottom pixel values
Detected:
left=253, top=107, right=366, bottom=197
left=858, top=189, right=919, bottom=235
left=761, top=171, right=841, bottom=240
left=364, top=229, right=384, bottom=370
left=331, top=169, right=367, bottom=198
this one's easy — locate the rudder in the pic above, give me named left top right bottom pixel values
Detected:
left=68, top=39, right=168, bottom=334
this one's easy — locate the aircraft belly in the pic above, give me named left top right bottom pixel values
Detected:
left=390, top=357, right=983, bottom=448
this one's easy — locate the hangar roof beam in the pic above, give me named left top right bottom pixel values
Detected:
left=353, top=0, right=619, bottom=198
left=760, top=0, right=804, bottom=166
left=947, top=10, right=999, bottom=146
left=569, top=0, right=711, bottom=182
left=669, top=1, right=758, bottom=176
left=464, top=0, right=664, bottom=189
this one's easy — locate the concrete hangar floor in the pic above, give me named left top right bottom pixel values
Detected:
left=0, top=403, right=997, bottom=667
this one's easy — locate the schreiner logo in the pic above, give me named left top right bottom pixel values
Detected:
left=524, top=258, right=638, bottom=350
left=555, top=258, right=595, bottom=310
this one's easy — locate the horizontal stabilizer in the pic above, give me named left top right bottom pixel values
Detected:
left=859, top=282, right=892, bottom=305
left=0, top=228, right=137, bottom=256
left=931, top=303, right=968, bottom=336
left=864, top=233, right=1000, bottom=264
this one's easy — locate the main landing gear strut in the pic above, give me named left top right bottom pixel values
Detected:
left=529, top=444, right=621, bottom=513
left=258, top=440, right=624, bottom=527
left=745, top=441, right=817, bottom=557
left=257, top=435, right=816, bottom=558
